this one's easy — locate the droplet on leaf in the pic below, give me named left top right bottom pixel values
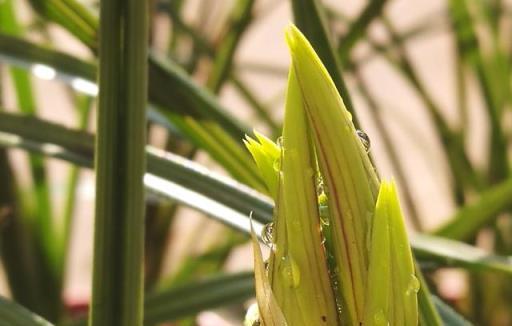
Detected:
left=280, top=255, right=301, bottom=288
left=356, top=129, right=371, bottom=152
left=406, top=274, right=420, bottom=296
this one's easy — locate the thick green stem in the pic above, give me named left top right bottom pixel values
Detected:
left=89, top=0, right=148, bottom=325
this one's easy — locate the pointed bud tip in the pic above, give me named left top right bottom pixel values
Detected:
left=284, top=23, right=299, bottom=50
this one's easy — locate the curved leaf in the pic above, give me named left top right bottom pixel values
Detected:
left=0, top=296, right=52, bottom=326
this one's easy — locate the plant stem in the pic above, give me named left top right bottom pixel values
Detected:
left=89, top=0, right=148, bottom=325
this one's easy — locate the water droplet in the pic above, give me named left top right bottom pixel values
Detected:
left=318, top=192, right=330, bottom=226
left=316, top=175, right=325, bottom=194
left=406, top=274, right=420, bottom=296
left=261, top=222, right=274, bottom=246
left=273, top=157, right=281, bottom=172
left=373, top=310, right=388, bottom=326
left=320, top=215, right=330, bottom=227
left=356, top=129, right=371, bottom=152
left=276, top=136, right=283, bottom=147
left=244, top=303, right=261, bottom=326
left=318, top=192, right=328, bottom=206
left=280, top=256, right=301, bottom=288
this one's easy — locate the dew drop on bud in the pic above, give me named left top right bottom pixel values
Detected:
left=356, top=129, right=371, bottom=152
left=320, top=214, right=330, bottom=227
left=273, top=157, right=281, bottom=172
left=406, top=274, right=420, bottom=296
left=316, top=175, right=325, bottom=194
left=261, top=222, right=274, bottom=246
left=244, top=303, right=261, bottom=326
left=373, top=310, right=388, bottom=326
left=280, top=255, right=301, bottom=288
left=276, top=136, right=284, bottom=148
left=264, top=259, right=269, bottom=271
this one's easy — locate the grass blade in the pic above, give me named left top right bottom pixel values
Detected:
left=0, top=34, right=263, bottom=188
left=206, top=0, right=255, bottom=93
left=27, top=0, right=97, bottom=50
left=0, top=149, right=45, bottom=315
left=337, top=0, right=389, bottom=62
left=0, top=296, right=53, bottom=326
left=434, top=177, right=512, bottom=240
left=416, top=265, right=443, bottom=326
left=448, top=0, right=509, bottom=183
left=432, top=296, right=472, bottom=325
left=25, top=0, right=251, bottom=140
left=0, top=0, right=60, bottom=319
left=413, top=234, right=512, bottom=276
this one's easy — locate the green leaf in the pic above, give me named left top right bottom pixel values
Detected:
left=337, top=0, right=389, bottom=62
left=413, top=233, right=512, bottom=275
left=25, top=0, right=251, bottom=140
left=434, top=176, right=512, bottom=240
left=448, top=0, right=509, bottom=183
left=145, top=272, right=255, bottom=324
left=0, top=296, right=53, bottom=326
left=27, top=0, right=97, bottom=50
left=417, top=267, right=443, bottom=326
left=0, top=112, right=273, bottom=226
left=206, top=0, right=255, bottom=93
left=67, top=272, right=255, bottom=326
left=432, top=296, right=472, bottom=326
left=0, top=0, right=60, bottom=320
left=0, top=33, right=264, bottom=189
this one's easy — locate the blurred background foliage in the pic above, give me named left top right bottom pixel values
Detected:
left=0, top=0, right=512, bottom=325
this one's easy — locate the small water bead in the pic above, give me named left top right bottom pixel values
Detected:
left=318, top=192, right=328, bottom=206
left=280, top=256, right=301, bottom=288
left=317, top=175, right=326, bottom=194
left=406, top=274, right=421, bottom=296
left=373, top=310, right=388, bottom=326
left=276, top=136, right=284, bottom=148
left=263, top=259, right=269, bottom=271
left=356, top=129, right=371, bottom=152
left=273, top=157, right=281, bottom=172
left=318, top=192, right=330, bottom=226
left=261, top=222, right=274, bottom=247
left=244, top=303, right=261, bottom=326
